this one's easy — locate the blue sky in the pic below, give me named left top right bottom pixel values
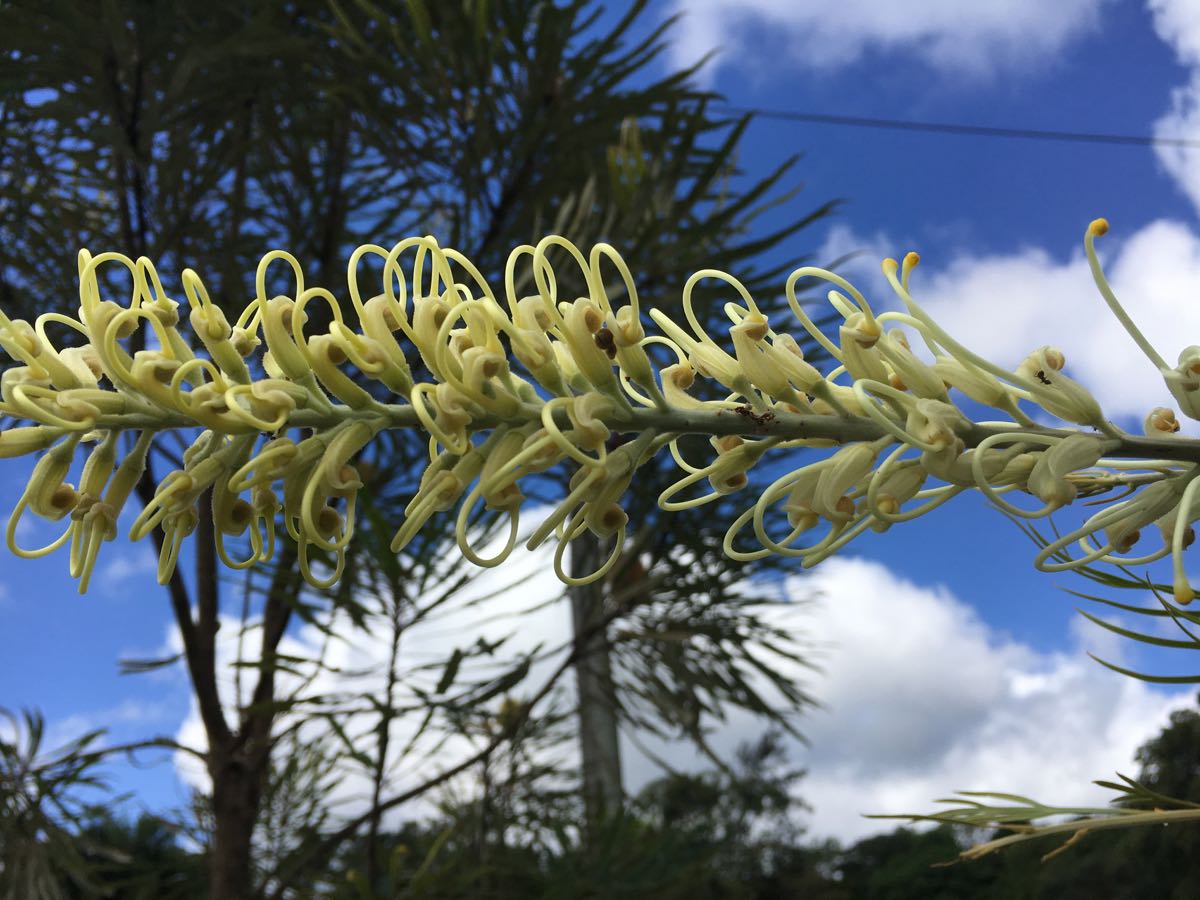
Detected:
left=7, top=0, right=1200, bottom=843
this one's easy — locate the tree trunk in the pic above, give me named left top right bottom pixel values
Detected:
left=208, top=746, right=262, bottom=900
left=570, top=532, right=624, bottom=832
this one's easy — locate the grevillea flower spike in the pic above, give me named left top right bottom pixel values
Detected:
left=2, top=224, right=1200, bottom=595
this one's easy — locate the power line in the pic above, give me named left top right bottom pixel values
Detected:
left=714, top=104, right=1200, bottom=150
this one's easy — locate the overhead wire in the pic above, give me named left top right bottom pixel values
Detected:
left=713, top=104, right=1200, bottom=149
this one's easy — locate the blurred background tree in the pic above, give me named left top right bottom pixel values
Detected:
left=0, top=0, right=837, bottom=897
left=18, top=694, right=1200, bottom=898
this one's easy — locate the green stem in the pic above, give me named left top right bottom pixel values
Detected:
left=25, top=404, right=1200, bottom=467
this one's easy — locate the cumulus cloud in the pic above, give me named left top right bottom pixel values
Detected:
left=666, top=0, right=1108, bottom=84
left=97, top=545, right=158, bottom=590
left=1150, top=0, right=1200, bottom=214
left=1150, top=0, right=1200, bottom=64
left=44, top=699, right=172, bottom=749
left=814, top=223, right=898, bottom=300
left=790, top=557, right=1187, bottom=843
left=816, top=218, right=1200, bottom=426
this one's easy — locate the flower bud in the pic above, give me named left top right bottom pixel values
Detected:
left=920, top=439, right=972, bottom=485
left=562, top=298, right=616, bottom=390
left=990, top=450, right=1038, bottom=487
left=839, top=315, right=889, bottom=383
left=78, top=432, right=117, bottom=500
left=186, top=383, right=242, bottom=431
left=0, top=318, right=40, bottom=360
left=313, top=505, right=343, bottom=539
left=703, top=438, right=769, bottom=497
left=661, top=362, right=705, bottom=409
left=612, top=306, right=645, bottom=347
left=0, top=426, right=63, bottom=459
left=1145, top=407, right=1181, bottom=435
left=840, top=310, right=880, bottom=348
left=130, top=351, right=183, bottom=408
left=1018, top=347, right=1104, bottom=426
left=585, top=501, right=628, bottom=537
left=552, top=340, right=585, bottom=390
left=569, top=393, right=613, bottom=451
left=904, top=398, right=966, bottom=450
left=514, top=296, right=552, bottom=332
left=434, top=383, right=473, bottom=439
left=815, top=443, right=878, bottom=522
left=731, top=319, right=790, bottom=398
left=250, top=378, right=309, bottom=418
left=780, top=463, right=824, bottom=530
left=26, top=437, right=81, bottom=519
left=650, top=309, right=744, bottom=391
left=1099, top=478, right=1187, bottom=555
left=1162, top=349, right=1200, bottom=421
left=1157, top=506, right=1196, bottom=553
left=308, top=333, right=374, bottom=409
left=461, top=347, right=518, bottom=414
left=261, top=296, right=311, bottom=380
left=867, top=462, right=927, bottom=521
left=58, top=346, right=103, bottom=388
left=877, top=330, right=947, bottom=400
left=191, top=303, right=231, bottom=343
left=40, top=483, right=80, bottom=521
left=1026, top=434, right=1107, bottom=508
left=358, top=296, right=414, bottom=391
left=215, top=488, right=255, bottom=537
left=712, top=434, right=744, bottom=454
left=933, top=356, right=1011, bottom=408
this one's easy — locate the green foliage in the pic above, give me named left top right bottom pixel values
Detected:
left=1136, top=700, right=1200, bottom=800
left=314, top=729, right=824, bottom=899
left=65, top=810, right=208, bottom=900
left=14, top=699, right=1200, bottom=897
left=0, top=709, right=110, bottom=900
left=830, top=826, right=999, bottom=900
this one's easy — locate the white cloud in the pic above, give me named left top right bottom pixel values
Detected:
left=1149, top=0, right=1200, bottom=66
left=813, top=223, right=898, bottom=303
left=1152, top=76, right=1200, bottom=213
left=789, top=557, right=1188, bottom=843
left=97, top=545, right=157, bottom=588
left=42, top=699, right=173, bottom=750
left=667, top=0, right=1107, bottom=84
left=1149, top=0, right=1200, bottom=215
left=816, top=218, right=1200, bottom=425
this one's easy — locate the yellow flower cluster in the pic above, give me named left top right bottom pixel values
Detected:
left=1, top=223, right=1198, bottom=596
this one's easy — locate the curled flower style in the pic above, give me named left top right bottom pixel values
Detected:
left=1, top=223, right=1199, bottom=595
